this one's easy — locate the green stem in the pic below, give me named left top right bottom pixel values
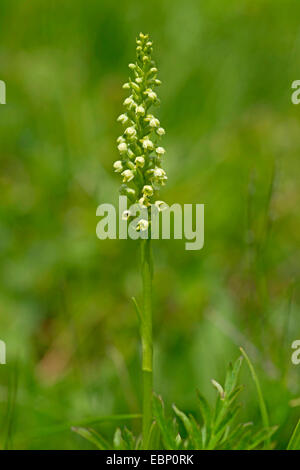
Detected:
left=140, top=237, right=153, bottom=449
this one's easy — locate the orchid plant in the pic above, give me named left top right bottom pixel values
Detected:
left=114, top=32, right=167, bottom=448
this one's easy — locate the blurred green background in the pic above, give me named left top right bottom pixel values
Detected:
left=0, top=0, right=299, bottom=449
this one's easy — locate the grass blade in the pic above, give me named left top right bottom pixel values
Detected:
left=287, top=419, right=300, bottom=450
left=240, top=347, right=270, bottom=446
left=72, top=427, right=110, bottom=449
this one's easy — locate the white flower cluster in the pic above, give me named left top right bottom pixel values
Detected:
left=113, top=33, right=167, bottom=228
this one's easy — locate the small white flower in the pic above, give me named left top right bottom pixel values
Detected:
left=144, top=89, right=157, bottom=101
left=154, top=79, right=162, bottom=85
left=156, top=147, right=165, bottom=156
left=155, top=200, right=168, bottom=211
left=149, top=117, right=160, bottom=128
left=135, top=156, right=145, bottom=168
left=139, top=197, right=148, bottom=208
left=117, top=114, right=128, bottom=124
left=118, top=142, right=128, bottom=154
left=121, top=169, right=134, bottom=182
left=122, top=210, right=131, bottom=220
left=113, top=160, right=123, bottom=173
left=128, top=63, right=136, bottom=69
left=123, top=96, right=136, bottom=109
left=143, top=185, right=154, bottom=196
left=125, top=126, right=137, bottom=138
left=136, top=219, right=149, bottom=231
left=136, top=105, right=145, bottom=115
left=122, top=82, right=130, bottom=89
left=150, top=67, right=157, bottom=73
left=153, top=167, right=164, bottom=177
left=142, top=138, right=154, bottom=150
left=156, top=127, right=165, bottom=136
left=135, top=77, right=143, bottom=84
left=152, top=167, right=167, bottom=184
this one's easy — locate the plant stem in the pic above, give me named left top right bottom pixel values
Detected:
left=141, top=237, right=153, bottom=449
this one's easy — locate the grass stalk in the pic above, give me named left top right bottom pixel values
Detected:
left=240, top=347, right=270, bottom=448
left=141, top=237, right=153, bottom=448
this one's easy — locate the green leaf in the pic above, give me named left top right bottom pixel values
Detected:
left=224, top=356, right=243, bottom=397
left=172, top=405, right=201, bottom=449
left=226, top=385, right=244, bottom=407
left=209, top=405, right=241, bottom=449
left=247, top=426, right=278, bottom=450
left=196, top=389, right=211, bottom=429
left=122, top=427, right=136, bottom=450
left=153, top=394, right=176, bottom=450
left=215, top=404, right=241, bottom=436
left=131, top=296, right=142, bottom=325
left=220, top=422, right=252, bottom=450
left=240, top=347, right=270, bottom=446
left=146, top=420, right=160, bottom=450
left=287, top=419, right=300, bottom=450
left=113, top=428, right=126, bottom=450
left=71, top=427, right=110, bottom=449
left=188, top=415, right=203, bottom=449
left=233, top=425, right=255, bottom=450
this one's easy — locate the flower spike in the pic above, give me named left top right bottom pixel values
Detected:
left=114, top=33, right=167, bottom=218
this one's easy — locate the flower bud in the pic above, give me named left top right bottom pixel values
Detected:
left=143, top=185, right=154, bottom=196
left=135, top=105, right=145, bottom=115
left=125, top=126, right=137, bottom=138
left=136, top=219, right=149, bottom=231
left=153, top=167, right=165, bottom=178
left=144, top=89, right=157, bottom=101
left=117, top=113, right=129, bottom=124
left=142, top=138, right=154, bottom=150
left=123, top=96, right=136, bottom=109
left=156, top=146, right=165, bottom=156
left=157, top=127, right=165, bottom=136
left=135, top=156, right=145, bottom=168
left=121, top=169, right=135, bottom=182
left=122, top=210, right=132, bottom=220
left=149, top=117, right=160, bottom=128
left=113, top=160, right=123, bottom=173
left=118, top=142, right=128, bottom=154
left=139, top=197, right=148, bottom=208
